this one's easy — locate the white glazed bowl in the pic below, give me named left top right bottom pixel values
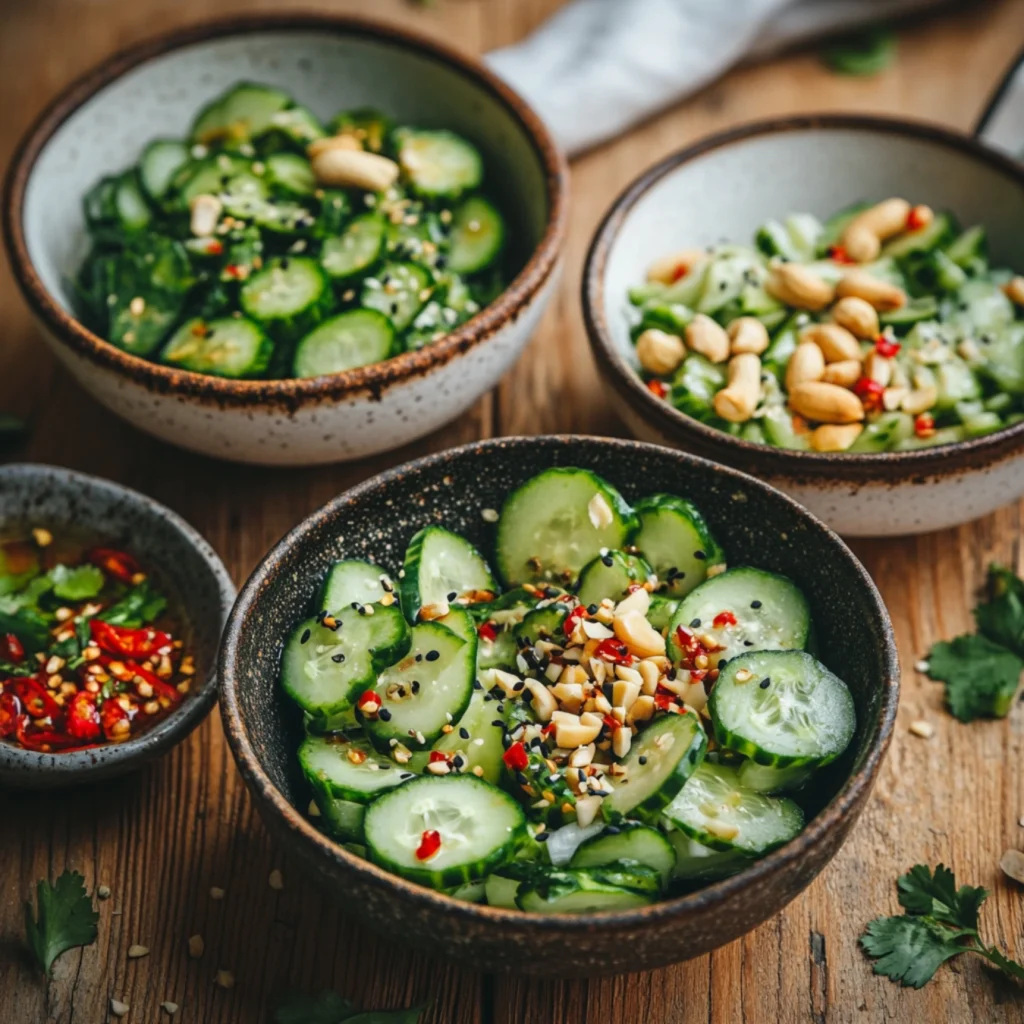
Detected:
left=3, top=14, right=567, bottom=466
left=583, top=116, right=1024, bottom=537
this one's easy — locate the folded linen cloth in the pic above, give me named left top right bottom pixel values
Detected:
left=487, top=0, right=951, bottom=156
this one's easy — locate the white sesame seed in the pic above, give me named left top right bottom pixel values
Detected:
left=209, top=886, right=225, bottom=900
left=161, top=1002, right=180, bottom=1015
left=268, top=869, right=284, bottom=890
left=110, top=998, right=130, bottom=1016
left=908, top=719, right=934, bottom=739
left=127, top=944, right=149, bottom=959
left=187, top=934, right=204, bottom=959
left=308, top=799, right=321, bottom=817
left=215, top=969, right=235, bottom=989
left=481, top=508, right=499, bottom=523
left=914, top=660, right=930, bottom=674
left=97, top=884, right=111, bottom=899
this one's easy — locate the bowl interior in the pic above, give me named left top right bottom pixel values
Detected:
left=226, top=437, right=897, bottom=904
left=23, top=25, right=550, bottom=325
left=599, top=122, right=1024, bottom=378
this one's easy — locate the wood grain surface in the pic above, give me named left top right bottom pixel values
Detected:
left=2, top=1, right=1023, bottom=1021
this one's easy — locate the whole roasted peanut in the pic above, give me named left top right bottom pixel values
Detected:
left=311, top=148, right=400, bottom=192
left=714, top=353, right=762, bottom=423
left=788, top=381, right=865, bottom=424
left=646, top=248, right=707, bottom=285
left=636, top=328, right=686, bottom=375
left=840, top=198, right=911, bottom=262
left=821, top=359, right=862, bottom=387
left=685, top=314, right=730, bottom=363
left=307, top=134, right=363, bottom=159
left=800, top=323, right=861, bottom=363
left=831, top=296, right=879, bottom=339
left=785, top=341, right=826, bottom=391
left=1003, top=276, right=1024, bottom=306
left=811, top=423, right=863, bottom=452
left=863, top=350, right=893, bottom=387
left=836, top=270, right=907, bottom=312
left=727, top=317, right=769, bottom=355
left=766, top=263, right=835, bottom=311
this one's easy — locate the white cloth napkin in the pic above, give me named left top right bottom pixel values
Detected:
left=487, top=0, right=950, bottom=156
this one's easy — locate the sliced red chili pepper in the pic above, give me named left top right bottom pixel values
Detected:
left=88, top=547, right=141, bottom=584
left=712, top=610, right=737, bottom=629
left=602, top=714, right=620, bottom=733
left=100, top=698, right=132, bottom=742
left=502, top=741, right=529, bottom=772
left=562, top=605, right=587, bottom=637
left=874, top=335, right=901, bottom=359
left=689, top=668, right=708, bottom=683
left=206, top=240, right=224, bottom=255
left=477, top=621, right=498, bottom=644
left=1, top=633, right=25, bottom=663
left=91, top=620, right=171, bottom=659
left=828, top=245, right=855, bottom=264
left=654, top=692, right=677, bottom=711
left=99, top=656, right=182, bottom=704
left=13, top=676, right=62, bottom=720
left=428, top=750, right=449, bottom=764
left=415, top=829, right=442, bottom=861
left=594, top=638, right=634, bottom=665
left=674, top=626, right=701, bottom=655
left=15, top=715, right=78, bottom=751
left=541, top=722, right=556, bottom=738
left=853, top=377, right=885, bottom=412
left=356, top=689, right=382, bottom=711
left=0, top=691, right=20, bottom=738
left=66, top=691, right=102, bottom=741
left=647, top=379, right=668, bottom=400
left=914, top=413, right=936, bottom=439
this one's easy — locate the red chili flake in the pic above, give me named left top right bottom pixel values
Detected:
left=206, top=240, right=224, bottom=255
left=477, top=621, right=498, bottom=644
left=356, top=689, right=382, bottom=711
left=689, top=668, right=708, bottom=683
left=0, top=692, right=20, bottom=738
left=594, top=638, right=634, bottom=665
left=90, top=620, right=171, bottom=659
left=828, top=245, right=855, bottom=264
left=654, top=692, right=677, bottom=711
left=712, top=610, right=737, bottom=629
left=914, top=413, right=936, bottom=439
left=670, top=263, right=689, bottom=283
left=563, top=605, right=587, bottom=637
left=428, top=750, right=449, bottom=764
left=415, top=829, right=442, bottom=861
left=875, top=335, right=901, bottom=358
left=1, top=633, right=25, bottom=663
left=502, top=741, right=529, bottom=772
left=602, top=714, right=620, bottom=732
left=541, top=722, right=556, bottom=738
left=100, top=699, right=131, bottom=742
left=905, top=207, right=928, bottom=232
left=647, top=379, right=668, bottom=400
left=224, top=264, right=242, bottom=279
left=853, top=377, right=885, bottom=412
left=674, top=626, right=701, bottom=656
left=66, top=691, right=102, bottom=742
left=13, top=676, right=61, bottom=720
left=88, top=547, right=141, bottom=584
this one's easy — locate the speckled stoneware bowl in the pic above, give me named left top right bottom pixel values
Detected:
left=583, top=116, right=1024, bottom=537
left=3, top=14, right=567, bottom=466
left=219, top=435, right=898, bottom=975
left=0, top=464, right=235, bottom=787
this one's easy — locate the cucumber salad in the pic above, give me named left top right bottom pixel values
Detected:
left=282, top=468, right=856, bottom=913
left=630, top=198, right=1024, bottom=452
left=74, top=83, right=508, bottom=380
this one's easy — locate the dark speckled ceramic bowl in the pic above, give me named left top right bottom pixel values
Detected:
left=0, top=464, right=235, bottom=787
left=219, top=436, right=899, bottom=975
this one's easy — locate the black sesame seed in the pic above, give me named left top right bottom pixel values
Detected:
left=638, top=755, right=648, bottom=765
left=483, top=693, right=493, bottom=702
left=459, top=727, right=470, bottom=739
left=411, top=680, right=420, bottom=694
left=446, top=591, right=457, bottom=602
left=743, top=640, right=754, bottom=647
left=300, top=628, right=311, bottom=645
left=473, top=678, right=483, bottom=690
left=399, top=772, right=415, bottom=780
left=751, top=600, right=762, bottom=609
left=415, top=654, right=423, bottom=662
left=331, top=652, right=345, bottom=663
left=602, top=682, right=614, bottom=703
left=512, top=681, right=525, bottom=692
left=604, top=825, right=621, bottom=835
left=759, top=677, right=771, bottom=689
left=492, top=719, right=505, bottom=728
left=280, top=257, right=290, bottom=269
left=601, top=554, right=614, bottom=567
left=587, top=604, right=598, bottom=615
left=378, top=708, right=393, bottom=721
left=425, top=650, right=440, bottom=662
left=694, top=550, right=707, bottom=560
left=535, top=831, right=550, bottom=842
left=515, top=771, right=528, bottom=785
left=690, top=618, right=701, bottom=628
left=452, top=755, right=465, bottom=769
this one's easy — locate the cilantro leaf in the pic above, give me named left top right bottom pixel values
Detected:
left=926, top=634, right=1023, bottom=722
left=99, top=581, right=167, bottom=627
left=981, top=946, right=1024, bottom=982
left=49, top=564, right=105, bottom=602
left=974, top=565, right=1024, bottom=659
left=23, top=871, right=99, bottom=975
left=860, top=915, right=966, bottom=988
left=821, top=26, right=896, bottom=77
left=897, top=863, right=987, bottom=929
left=273, top=990, right=355, bottom=1024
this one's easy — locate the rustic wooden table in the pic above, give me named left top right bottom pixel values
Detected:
left=2, top=1, right=1024, bottom=1021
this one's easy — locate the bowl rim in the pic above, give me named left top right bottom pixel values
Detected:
left=219, top=434, right=900, bottom=932
left=2, top=12, right=569, bottom=409
left=0, top=462, right=237, bottom=778
left=582, top=113, right=1024, bottom=481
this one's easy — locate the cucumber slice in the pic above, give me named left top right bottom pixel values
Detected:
left=476, top=626, right=518, bottom=672
left=362, top=261, right=432, bottom=331
left=945, top=225, right=987, bottom=270
left=667, top=567, right=810, bottom=665
left=667, top=831, right=749, bottom=882
left=737, top=760, right=816, bottom=794
left=398, top=129, right=483, bottom=199
left=848, top=411, right=914, bottom=452
left=320, top=214, right=385, bottom=280
left=570, top=823, right=675, bottom=886
left=328, top=108, right=394, bottom=154
left=484, top=871, right=525, bottom=908
left=432, top=688, right=506, bottom=784
left=363, top=621, right=472, bottom=750
left=516, top=865, right=660, bottom=914
left=299, top=734, right=411, bottom=803
left=514, top=604, right=570, bottom=646
left=265, top=152, right=316, bottom=196
left=314, top=793, right=366, bottom=842
left=160, top=316, right=271, bottom=378
left=263, top=106, right=327, bottom=147
left=192, top=83, right=292, bottom=145
left=880, top=211, right=955, bottom=259
left=647, top=594, right=680, bottom=631
left=322, top=559, right=396, bottom=612
left=219, top=171, right=270, bottom=219
left=495, top=468, right=638, bottom=587
left=139, top=140, right=190, bottom=202
left=447, top=196, right=505, bottom=275
left=662, top=761, right=804, bottom=855
left=632, top=494, right=725, bottom=598
left=175, top=154, right=250, bottom=206
left=240, top=257, right=331, bottom=340
left=293, top=310, right=396, bottom=378
left=879, top=295, right=939, bottom=328
left=363, top=774, right=525, bottom=888
left=253, top=199, right=317, bottom=235
left=281, top=603, right=410, bottom=716
left=114, top=172, right=152, bottom=232
left=400, top=526, right=498, bottom=621
left=709, top=650, right=856, bottom=768
left=602, top=712, right=707, bottom=822
left=574, top=551, right=653, bottom=608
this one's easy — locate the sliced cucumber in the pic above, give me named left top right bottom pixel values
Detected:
left=570, top=823, right=675, bottom=886
left=662, top=761, right=804, bottom=855
left=281, top=603, right=410, bottom=716
left=174, top=153, right=249, bottom=206
left=432, top=687, right=506, bottom=784
left=647, top=594, right=680, bottom=631
left=668, top=567, right=810, bottom=665
left=192, top=83, right=292, bottom=145
left=516, top=865, right=660, bottom=914
left=400, top=526, right=498, bottom=621
left=495, top=468, right=638, bottom=587
left=219, top=171, right=270, bottom=219
left=514, top=603, right=570, bottom=645
left=364, top=774, right=525, bottom=888
left=945, top=225, right=987, bottom=270
left=398, top=129, right=483, bottom=199
left=476, top=626, right=518, bottom=672
left=880, top=295, right=939, bottom=328
left=114, top=172, right=152, bottom=232
left=632, top=494, right=724, bottom=598
left=484, top=871, right=526, bottom=908
left=160, top=316, right=272, bottom=378
left=447, top=196, right=505, bottom=274
left=737, top=760, right=816, bottom=794
left=709, top=650, right=856, bottom=768
left=263, top=105, right=327, bottom=147
left=328, top=108, right=394, bottom=154
left=266, top=152, right=316, bottom=196
left=292, top=309, right=396, bottom=378
left=240, top=256, right=331, bottom=339
left=574, top=551, right=653, bottom=608
left=322, top=559, right=396, bottom=612
left=602, top=712, right=707, bottom=821
left=363, top=621, right=472, bottom=750
left=320, top=214, right=385, bottom=280
left=668, top=831, right=749, bottom=882
left=299, top=734, right=410, bottom=803
left=362, top=261, right=432, bottom=331
left=314, top=793, right=367, bottom=842
left=139, top=139, right=190, bottom=202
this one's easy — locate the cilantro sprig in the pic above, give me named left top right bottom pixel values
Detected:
left=24, top=870, right=99, bottom=975
left=925, top=564, right=1024, bottom=722
left=861, top=864, right=1024, bottom=988
left=272, top=991, right=429, bottom=1024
